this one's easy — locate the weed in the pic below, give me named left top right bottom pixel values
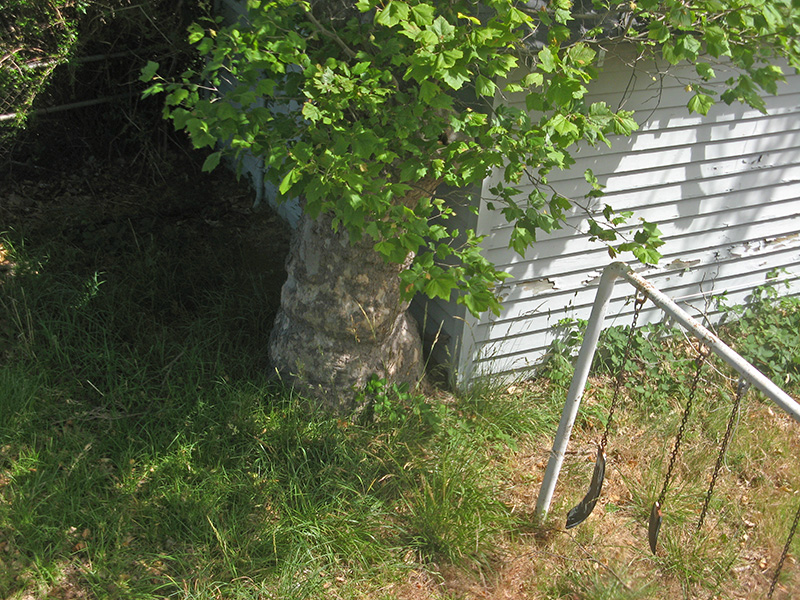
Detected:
left=716, top=273, right=800, bottom=390
left=358, top=374, right=443, bottom=432
left=2, top=215, right=800, bottom=599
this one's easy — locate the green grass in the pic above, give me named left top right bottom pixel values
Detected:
left=0, top=222, right=552, bottom=599
left=1, top=209, right=800, bottom=599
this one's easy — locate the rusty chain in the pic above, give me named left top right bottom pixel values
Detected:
left=656, top=341, right=711, bottom=508
left=768, top=496, right=800, bottom=599
left=697, top=375, right=750, bottom=530
left=600, top=290, right=647, bottom=453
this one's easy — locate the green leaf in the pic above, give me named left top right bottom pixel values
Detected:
left=632, top=246, right=662, bottom=265
left=256, top=79, right=276, bottom=96
left=430, top=15, right=456, bottom=41
left=676, top=35, right=701, bottom=61
left=703, top=26, right=731, bottom=57
left=648, top=21, right=670, bottom=43
left=352, top=61, right=370, bottom=76
left=424, top=276, right=453, bottom=301
left=440, top=66, right=470, bottom=90
left=302, top=102, right=322, bottom=122
left=695, top=62, right=715, bottom=81
left=521, top=72, right=544, bottom=87
left=538, top=47, right=557, bottom=73
left=687, top=92, right=714, bottom=115
left=356, top=0, right=378, bottom=11
left=170, top=108, right=190, bottom=129
left=187, top=22, right=205, bottom=44
left=142, top=83, right=164, bottom=97
left=410, top=3, right=434, bottom=26
left=375, top=239, right=411, bottom=263
left=475, top=75, right=496, bottom=98
left=549, top=114, right=578, bottom=137
left=139, top=60, right=160, bottom=82
left=165, top=88, right=189, bottom=106
left=566, top=43, right=595, bottom=67
left=376, top=1, right=410, bottom=27
left=201, top=151, right=222, bottom=172
left=613, top=113, right=638, bottom=136
left=419, top=80, right=440, bottom=104
left=279, top=167, right=302, bottom=195
left=457, top=11, right=481, bottom=25
left=661, top=42, right=682, bottom=65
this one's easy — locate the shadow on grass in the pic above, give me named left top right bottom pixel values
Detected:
left=0, top=170, right=523, bottom=598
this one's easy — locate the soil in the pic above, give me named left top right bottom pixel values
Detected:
left=0, top=143, right=292, bottom=281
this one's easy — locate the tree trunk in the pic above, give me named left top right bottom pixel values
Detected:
left=268, top=210, right=423, bottom=414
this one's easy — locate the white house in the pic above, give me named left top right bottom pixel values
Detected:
left=213, top=1, right=800, bottom=387
left=413, top=52, right=800, bottom=386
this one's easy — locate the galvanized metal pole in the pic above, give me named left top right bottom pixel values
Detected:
left=617, top=265, right=800, bottom=424
left=534, top=262, right=625, bottom=520
left=535, top=261, right=800, bottom=521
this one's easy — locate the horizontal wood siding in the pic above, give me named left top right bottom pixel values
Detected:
left=410, top=186, right=481, bottom=380
left=455, top=55, right=800, bottom=384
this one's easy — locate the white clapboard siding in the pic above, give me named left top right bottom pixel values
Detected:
left=211, top=0, right=800, bottom=387
left=433, top=54, right=800, bottom=386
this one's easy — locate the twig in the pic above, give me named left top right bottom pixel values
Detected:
left=302, top=8, right=357, bottom=59
left=0, top=93, right=133, bottom=122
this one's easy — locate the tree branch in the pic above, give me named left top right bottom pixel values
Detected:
left=303, top=7, right=357, bottom=59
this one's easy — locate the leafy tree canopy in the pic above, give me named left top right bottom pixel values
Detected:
left=143, top=0, right=800, bottom=316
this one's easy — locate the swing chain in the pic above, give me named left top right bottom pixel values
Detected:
left=768, top=495, right=800, bottom=599
left=697, top=376, right=750, bottom=530
left=600, top=291, right=647, bottom=451
left=657, top=341, right=711, bottom=506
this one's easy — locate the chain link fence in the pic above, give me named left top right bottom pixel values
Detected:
left=0, top=0, right=80, bottom=142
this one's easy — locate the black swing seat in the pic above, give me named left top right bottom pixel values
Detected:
left=566, top=447, right=606, bottom=529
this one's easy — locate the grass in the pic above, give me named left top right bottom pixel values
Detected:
left=1, top=172, right=800, bottom=599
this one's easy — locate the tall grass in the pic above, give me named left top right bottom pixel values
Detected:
left=2, top=215, right=800, bottom=598
left=0, top=224, right=554, bottom=599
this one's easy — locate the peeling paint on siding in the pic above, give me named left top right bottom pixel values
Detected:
left=728, top=233, right=800, bottom=258
left=522, top=278, right=558, bottom=294
left=437, top=54, right=800, bottom=387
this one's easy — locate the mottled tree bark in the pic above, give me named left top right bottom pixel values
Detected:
left=268, top=209, right=423, bottom=413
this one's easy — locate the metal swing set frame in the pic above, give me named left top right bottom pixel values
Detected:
left=535, top=261, right=800, bottom=521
